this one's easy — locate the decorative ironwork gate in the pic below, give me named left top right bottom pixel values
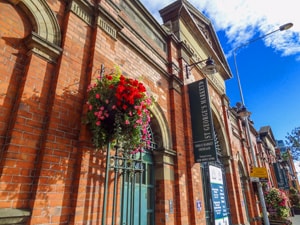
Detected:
left=101, top=126, right=156, bottom=225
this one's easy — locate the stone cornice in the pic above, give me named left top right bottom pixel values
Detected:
left=25, top=32, right=62, bottom=63
left=0, top=208, right=31, bottom=225
left=153, top=148, right=177, bottom=166
left=118, top=32, right=169, bottom=78
left=68, top=0, right=94, bottom=25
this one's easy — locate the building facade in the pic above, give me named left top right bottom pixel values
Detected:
left=0, top=0, right=298, bottom=225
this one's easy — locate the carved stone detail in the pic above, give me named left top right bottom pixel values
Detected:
left=97, top=17, right=117, bottom=39
left=25, top=32, right=62, bottom=63
left=8, top=0, right=62, bottom=62
left=69, top=0, right=93, bottom=25
left=8, top=0, right=61, bottom=45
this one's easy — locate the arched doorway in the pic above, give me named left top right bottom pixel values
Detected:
left=101, top=102, right=171, bottom=225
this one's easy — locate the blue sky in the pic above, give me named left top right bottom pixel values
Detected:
left=141, top=0, right=300, bottom=142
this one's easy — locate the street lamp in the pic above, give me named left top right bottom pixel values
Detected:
left=185, top=57, right=217, bottom=78
left=233, top=23, right=293, bottom=225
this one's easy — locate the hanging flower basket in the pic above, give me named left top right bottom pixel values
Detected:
left=264, top=188, right=290, bottom=220
left=85, top=68, right=153, bottom=153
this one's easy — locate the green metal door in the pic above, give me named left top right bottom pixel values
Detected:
left=121, top=151, right=154, bottom=225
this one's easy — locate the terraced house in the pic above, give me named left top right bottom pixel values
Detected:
left=0, top=0, right=298, bottom=225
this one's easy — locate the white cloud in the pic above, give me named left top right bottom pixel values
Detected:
left=293, top=161, right=300, bottom=181
left=141, top=0, right=300, bottom=57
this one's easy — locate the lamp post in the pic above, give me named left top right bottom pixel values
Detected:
left=233, top=23, right=293, bottom=225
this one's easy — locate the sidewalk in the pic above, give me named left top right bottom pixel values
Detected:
left=289, top=214, right=300, bottom=224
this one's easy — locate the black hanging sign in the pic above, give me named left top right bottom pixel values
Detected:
left=188, top=79, right=217, bottom=162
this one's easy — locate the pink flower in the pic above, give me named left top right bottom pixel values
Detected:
left=85, top=70, right=154, bottom=153
left=136, top=119, right=142, bottom=124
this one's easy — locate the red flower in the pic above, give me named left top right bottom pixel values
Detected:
left=86, top=69, right=153, bottom=153
left=122, top=104, right=128, bottom=110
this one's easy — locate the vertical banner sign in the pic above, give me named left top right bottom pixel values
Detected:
left=209, top=165, right=229, bottom=225
left=273, top=163, right=286, bottom=189
left=188, top=79, right=217, bottom=162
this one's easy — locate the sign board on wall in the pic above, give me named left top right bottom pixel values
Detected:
left=188, top=79, right=217, bottom=162
left=250, top=167, right=269, bottom=182
left=250, top=167, right=268, bottom=178
left=209, top=165, right=229, bottom=225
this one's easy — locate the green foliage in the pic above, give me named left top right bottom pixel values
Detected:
left=286, top=126, right=300, bottom=160
left=289, top=187, right=300, bottom=207
left=85, top=68, right=153, bottom=153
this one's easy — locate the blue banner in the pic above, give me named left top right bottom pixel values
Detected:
left=209, top=165, right=229, bottom=225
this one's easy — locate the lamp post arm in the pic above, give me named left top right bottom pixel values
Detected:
left=186, top=59, right=209, bottom=68
left=233, top=22, right=293, bottom=53
left=233, top=50, right=245, bottom=106
left=233, top=28, right=280, bottom=53
left=185, top=59, right=208, bottom=78
left=232, top=27, right=282, bottom=106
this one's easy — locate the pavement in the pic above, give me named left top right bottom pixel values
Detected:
left=289, top=214, right=300, bottom=224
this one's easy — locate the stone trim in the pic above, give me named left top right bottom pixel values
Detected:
left=150, top=103, right=172, bottom=150
left=97, top=17, right=117, bottom=40
left=69, top=0, right=93, bottom=26
left=8, top=0, right=62, bottom=63
left=153, top=148, right=177, bottom=181
left=0, top=208, right=31, bottom=225
left=8, top=0, right=61, bottom=46
left=105, top=0, right=121, bottom=12
left=25, top=32, right=62, bottom=63
left=169, top=74, right=183, bottom=94
left=154, top=148, right=176, bottom=165
left=118, top=32, right=169, bottom=78
left=119, top=1, right=166, bottom=51
left=97, top=6, right=123, bottom=40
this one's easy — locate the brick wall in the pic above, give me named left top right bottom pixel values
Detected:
left=0, top=1, right=265, bottom=225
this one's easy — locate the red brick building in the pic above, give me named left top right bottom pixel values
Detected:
left=0, top=0, right=295, bottom=225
